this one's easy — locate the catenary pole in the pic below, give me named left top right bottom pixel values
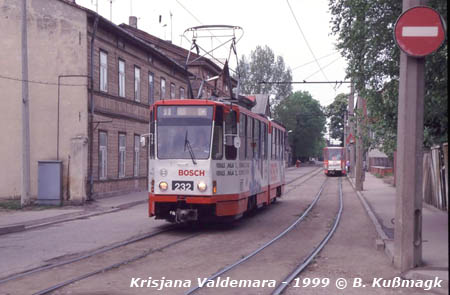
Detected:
left=355, top=95, right=364, bottom=191
left=394, top=0, right=426, bottom=272
left=21, top=0, right=31, bottom=207
left=348, top=83, right=355, bottom=178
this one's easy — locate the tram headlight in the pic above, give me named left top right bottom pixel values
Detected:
left=159, top=181, right=168, bottom=191
left=197, top=181, right=207, bottom=192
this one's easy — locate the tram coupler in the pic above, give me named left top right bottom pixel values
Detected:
left=174, top=209, right=198, bottom=223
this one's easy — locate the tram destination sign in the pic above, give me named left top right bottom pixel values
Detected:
left=394, top=6, right=446, bottom=57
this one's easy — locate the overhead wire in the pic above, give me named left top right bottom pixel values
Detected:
left=0, top=74, right=87, bottom=86
left=285, top=0, right=334, bottom=90
left=292, top=51, right=339, bottom=72
left=302, top=57, right=341, bottom=81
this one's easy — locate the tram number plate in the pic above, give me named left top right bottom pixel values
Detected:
left=172, top=181, right=194, bottom=191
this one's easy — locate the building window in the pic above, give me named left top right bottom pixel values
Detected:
left=134, top=135, right=140, bottom=177
left=118, top=59, right=125, bottom=97
left=134, top=66, right=141, bottom=102
left=99, top=131, right=107, bottom=180
left=100, top=50, right=108, bottom=92
left=170, top=83, right=176, bottom=99
left=179, top=87, right=185, bottom=99
left=149, top=72, right=154, bottom=105
left=119, top=133, right=126, bottom=178
left=160, top=77, right=166, bottom=99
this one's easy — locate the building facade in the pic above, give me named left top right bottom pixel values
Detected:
left=0, top=0, right=189, bottom=202
left=87, top=13, right=189, bottom=198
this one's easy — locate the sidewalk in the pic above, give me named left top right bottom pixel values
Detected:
left=0, top=190, right=148, bottom=235
left=348, top=172, right=448, bottom=293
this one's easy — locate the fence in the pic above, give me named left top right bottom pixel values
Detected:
left=423, top=143, right=448, bottom=211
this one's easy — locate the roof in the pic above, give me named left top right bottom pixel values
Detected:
left=119, top=23, right=238, bottom=84
left=57, top=0, right=191, bottom=76
left=249, top=94, right=270, bottom=116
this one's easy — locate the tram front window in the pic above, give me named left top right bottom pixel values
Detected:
left=157, top=106, right=213, bottom=160
left=328, top=149, right=342, bottom=161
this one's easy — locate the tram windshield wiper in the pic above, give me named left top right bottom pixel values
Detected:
left=184, top=130, right=197, bottom=165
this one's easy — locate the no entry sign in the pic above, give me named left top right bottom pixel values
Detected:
left=394, top=6, right=446, bottom=57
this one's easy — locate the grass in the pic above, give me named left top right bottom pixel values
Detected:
left=0, top=199, right=22, bottom=210
left=0, top=199, right=59, bottom=211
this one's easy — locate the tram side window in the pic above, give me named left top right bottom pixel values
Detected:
left=272, top=128, right=276, bottom=160
left=239, top=114, right=246, bottom=160
left=247, top=117, right=253, bottom=160
left=275, top=129, right=279, bottom=160
left=254, top=119, right=260, bottom=159
left=212, top=106, right=223, bottom=160
left=263, top=124, right=268, bottom=160
left=270, top=127, right=274, bottom=160
left=259, top=121, right=263, bottom=159
left=150, top=110, right=155, bottom=159
left=280, top=131, right=284, bottom=160
left=225, top=110, right=237, bottom=160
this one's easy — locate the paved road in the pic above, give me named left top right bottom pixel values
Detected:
left=0, top=166, right=318, bottom=280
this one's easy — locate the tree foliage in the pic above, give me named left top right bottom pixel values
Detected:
left=325, top=93, right=348, bottom=145
left=237, top=45, right=293, bottom=109
left=329, top=0, right=447, bottom=157
left=274, top=91, right=326, bottom=162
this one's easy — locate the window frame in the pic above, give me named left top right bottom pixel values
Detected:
left=160, top=77, right=166, bottom=99
left=99, top=50, right=108, bottom=92
left=118, top=133, right=126, bottom=178
left=134, top=134, right=140, bottom=177
left=98, top=131, right=108, bottom=180
left=148, top=72, right=154, bottom=105
left=118, top=59, right=125, bottom=97
left=134, top=66, right=141, bottom=102
left=170, top=83, right=176, bottom=99
left=179, top=87, right=185, bottom=99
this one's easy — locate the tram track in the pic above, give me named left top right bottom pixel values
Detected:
left=31, top=233, right=200, bottom=295
left=1, top=167, right=323, bottom=294
left=271, top=177, right=343, bottom=295
left=0, top=224, right=202, bottom=295
left=185, top=174, right=340, bottom=295
left=0, top=167, right=319, bottom=285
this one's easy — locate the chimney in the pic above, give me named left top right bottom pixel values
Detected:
left=129, top=16, right=137, bottom=29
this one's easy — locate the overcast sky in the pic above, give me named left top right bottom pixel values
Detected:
left=77, top=0, right=350, bottom=107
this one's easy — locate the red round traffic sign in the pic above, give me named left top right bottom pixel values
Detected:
left=394, top=6, right=446, bottom=57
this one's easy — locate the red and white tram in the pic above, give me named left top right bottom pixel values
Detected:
left=323, top=146, right=346, bottom=176
left=146, top=98, right=286, bottom=222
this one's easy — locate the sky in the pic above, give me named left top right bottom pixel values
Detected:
left=76, top=0, right=350, bottom=108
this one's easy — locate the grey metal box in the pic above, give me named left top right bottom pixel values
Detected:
left=37, top=160, right=62, bottom=206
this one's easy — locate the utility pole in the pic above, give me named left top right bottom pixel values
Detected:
left=355, top=95, right=364, bottom=191
left=348, top=82, right=355, bottom=178
left=21, top=0, right=31, bottom=207
left=394, top=0, right=428, bottom=272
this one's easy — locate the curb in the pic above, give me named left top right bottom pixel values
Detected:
left=346, top=176, right=449, bottom=292
left=0, top=199, right=147, bottom=236
left=345, top=176, right=394, bottom=262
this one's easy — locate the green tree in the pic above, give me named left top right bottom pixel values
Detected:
left=329, top=0, right=447, bottom=157
left=325, top=93, right=348, bottom=145
left=274, top=91, right=326, bottom=162
left=237, top=45, right=292, bottom=109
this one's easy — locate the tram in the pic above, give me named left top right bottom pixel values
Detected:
left=323, top=146, right=346, bottom=176
left=146, top=97, right=286, bottom=222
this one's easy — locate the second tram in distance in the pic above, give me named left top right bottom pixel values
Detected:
left=147, top=97, right=286, bottom=223
left=323, top=146, right=346, bottom=176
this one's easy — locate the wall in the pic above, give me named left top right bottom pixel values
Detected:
left=0, top=0, right=88, bottom=200
left=87, top=19, right=189, bottom=197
